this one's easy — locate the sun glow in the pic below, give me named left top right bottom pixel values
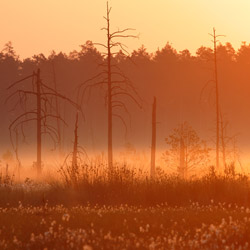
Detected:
left=1, top=0, right=250, bottom=58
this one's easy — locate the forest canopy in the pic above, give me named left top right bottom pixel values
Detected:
left=1, top=41, right=250, bottom=167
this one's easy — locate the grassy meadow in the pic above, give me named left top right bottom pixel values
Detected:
left=1, top=202, right=250, bottom=249
left=0, top=163, right=250, bottom=249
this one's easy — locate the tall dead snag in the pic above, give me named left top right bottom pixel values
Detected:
left=220, top=111, right=241, bottom=171
left=220, top=111, right=227, bottom=169
left=14, top=129, right=21, bottom=180
left=36, top=69, right=42, bottom=174
left=59, top=112, right=88, bottom=188
left=70, top=112, right=80, bottom=186
left=179, top=124, right=186, bottom=179
left=150, top=97, right=156, bottom=179
left=51, top=60, right=62, bottom=156
left=72, top=113, right=79, bottom=171
left=78, top=2, right=142, bottom=172
left=209, top=28, right=224, bottom=170
left=6, top=68, right=80, bottom=177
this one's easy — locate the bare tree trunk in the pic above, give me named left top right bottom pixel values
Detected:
left=62, top=103, right=66, bottom=153
left=72, top=113, right=79, bottom=185
left=6, top=69, right=81, bottom=178
left=220, top=112, right=226, bottom=169
left=15, top=129, right=21, bottom=180
left=151, top=97, right=156, bottom=179
left=212, top=28, right=220, bottom=170
left=52, top=61, right=62, bottom=156
left=36, top=69, right=42, bottom=176
left=78, top=2, right=140, bottom=172
left=107, top=3, right=113, bottom=171
left=72, top=113, right=79, bottom=168
left=179, top=126, right=185, bottom=179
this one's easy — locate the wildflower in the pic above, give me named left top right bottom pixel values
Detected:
left=51, top=220, right=56, bottom=226
left=135, top=242, right=140, bottom=248
left=149, top=241, right=156, bottom=250
left=13, top=236, right=18, bottom=244
left=83, top=245, right=93, bottom=250
left=30, top=233, right=35, bottom=242
left=62, top=213, right=70, bottom=222
left=40, top=218, right=46, bottom=225
left=18, top=201, right=22, bottom=209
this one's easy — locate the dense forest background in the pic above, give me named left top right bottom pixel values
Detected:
left=1, top=41, right=250, bottom=169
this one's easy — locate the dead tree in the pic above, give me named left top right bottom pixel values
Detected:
left=78, top=2, right=141, bottom=171
left=150, top=97, right=156, bottom=179
left=51, top=60, right=63, bottom=156
left=179, top=124, right=186, bottom=179
left=70, top=112, right=80, bottom=186
left=220, top=111, right=241, bottom=171
left=6, top=68, right=80, bottom=177
left=220, top=111, right=227, bottom=169
left=59, top=112, right=88, bottom=187
left=14, top=129, right=21, bottom=180
left=72, top=112, right=79, bottom=170
left=209, top=28, right=224, bottom=170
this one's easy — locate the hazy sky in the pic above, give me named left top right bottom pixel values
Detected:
left=0, top=0, right=250, bottom=58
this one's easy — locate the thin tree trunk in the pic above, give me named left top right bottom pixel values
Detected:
left=151, top=97, right=156, bottom=179
left=107, top=3, right=113, bottom=171
left=52, top=61, right=62, bottom=156
left=72, top=113, right=79, bottom=168
left=72, top=112, right=79, bottom=185
left=213, top=28, right=220, bottom=170
left=36, top=69, right=42, bottom=176
left=220, top=112, right=226, bottom=169
left=7, top=68, right=80, bottom=177
left=179, top=124, right=185, bottom=179
left=15, top=129, right=21, bottom=180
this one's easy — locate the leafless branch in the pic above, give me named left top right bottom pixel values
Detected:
left=112, top=113, right=128, bottom=138
left=111, top=91, right=142, bottom=109
left=6, top=74, right=34, bottom=90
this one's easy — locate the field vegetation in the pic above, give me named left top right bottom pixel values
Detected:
left=0, top=163, right=250, bottom=249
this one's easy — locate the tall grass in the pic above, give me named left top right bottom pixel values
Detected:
left=0, top=162, right=250, bottom=207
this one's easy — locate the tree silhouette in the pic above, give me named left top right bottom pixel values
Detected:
left=6, top=69, right=80, bottom=176
left=154, top=43, right=178, bottom=64
left=59, top=112, right=81, bottom=187
left=209, top=28, right=225, bottom=170
left=2, top=39, right=250, bottom=171
left=1, top=41, right=18, bottom=60
left=78, top=2, right=142, bottom=171
left=150, top=97, right=156, bottom=179
left=49, top=53, right=63, bottom=156
left=220, top=112, right=241, bottom=170
left=163, top=122, right=210, bottom=178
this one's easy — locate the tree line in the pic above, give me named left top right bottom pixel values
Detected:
left=1, top=6, right=250, bottom=178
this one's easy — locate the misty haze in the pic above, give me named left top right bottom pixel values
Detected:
left=1, top=1, right=250, bottom=249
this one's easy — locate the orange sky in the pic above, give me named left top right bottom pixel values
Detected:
left=0, top=0, right=250, bottom=58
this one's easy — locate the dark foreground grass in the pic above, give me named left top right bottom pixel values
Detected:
left=0, top=168, right=250, bottom=207
left=1, top=166, right=250, bottom=249
left=1, top=203, right=250, bottom=249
